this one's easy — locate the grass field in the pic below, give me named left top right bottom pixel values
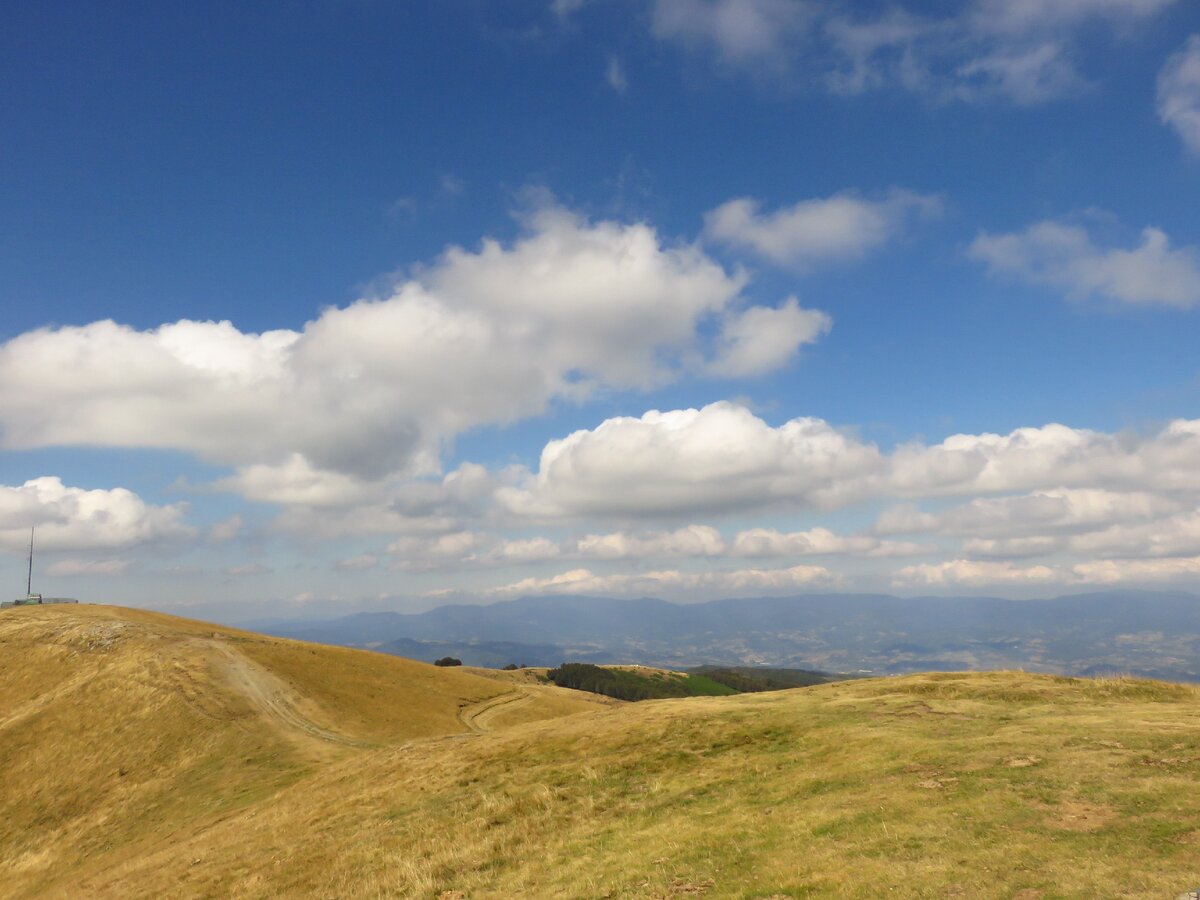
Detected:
left=3, top=605, right=1200, bottom=898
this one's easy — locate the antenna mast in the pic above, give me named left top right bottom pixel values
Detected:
left=26, top=526, right=34, bottom=597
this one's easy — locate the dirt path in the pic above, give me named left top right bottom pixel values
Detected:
left=457, top=689, right=536, bottom=734
left=210, top=643, right=370, bottom=749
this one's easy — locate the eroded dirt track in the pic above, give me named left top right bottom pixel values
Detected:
left=457, top=689, right=536, bottom=734
left=211, top=643, right=370, bottom=748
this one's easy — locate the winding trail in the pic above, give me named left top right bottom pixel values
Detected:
left=457, top=689, right=536, bottom=734
left=211, top=642, right=371, bottom=748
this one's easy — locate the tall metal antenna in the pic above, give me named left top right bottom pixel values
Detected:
left=26, top=526, right=34, bottom=597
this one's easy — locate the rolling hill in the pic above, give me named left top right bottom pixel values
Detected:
left=0, top=604, right=610, bottom=898
left=3, top=604, right=1200, bottom=898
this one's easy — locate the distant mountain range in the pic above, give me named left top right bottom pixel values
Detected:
left=256, top=590, right=1200, bottom=682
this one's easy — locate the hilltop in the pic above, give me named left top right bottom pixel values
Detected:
left=3, top=605, right=1200, bottom=898
left=0, top=604, right=610, bottom=898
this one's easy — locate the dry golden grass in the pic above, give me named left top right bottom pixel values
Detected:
left=3, top=606, right=1200, bottom=899
left=0, top=604, right=607, bottom=898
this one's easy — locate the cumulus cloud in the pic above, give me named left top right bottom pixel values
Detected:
left=704, top=189, right=940, bottom=269
left=482, top=562, right=839, bottom=597
left=575, top=525, right=726, bottom=559
left=877, top=489, right=1180, bottom=540
left=648, top=0, right=1174, bottom=103
left=1071, top=556, right=1200, bottom=584
left=960, top=536, right=1065, bottom=559
left=893, top=554, right=1200, bottom=588
left=1158, top=35, right=1200, bottom=154
left=0, top=477, right=192, bottom=553
left=388, top=531, right=489, bottom=570
left=708, top=298, right=831, bottom=377
left=1068, top=511, right=1200, bottom=559
left=499, top=401, right=883, bottom=519
left=1, top=204, right=820, bottom=503
left=500, top=402, right=1200, bottom=521
left=892, top=558, right=1061, bottom=587
left=889, top=418, right=1200, bottom=497
left=730, top=527, right=924, bottom=557
left=969, top=217, right=1200, bottom=308
left=378, top=522, right=916, bottom=571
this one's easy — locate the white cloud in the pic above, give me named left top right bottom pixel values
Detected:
left=969, top=217, right=1200, bottom=308
left=499, top=401, right=883, bottom=519
left=1069, top=511, right=1200, bottom=559
left=893, top=553, right=1200, bottom=589
left=892, top=558, right=1061, bottom=587
left=486, top=536, right=564, bottom=563
left=388, top=531, right=488, bottom=569
left=500, top=402, right=1200, bottom=521
left=1158, top=35, right=1200, bottom=155
left=708, top=298, right=831, bottom=377
left=575, top=524, right=726, bottom=559
left=704, top=189, right=940, bottom=269
left=878, top=489, right=1180, bottom=540
left=0, top=205, right=819, bottom=501
left=483, top=562, right=838, bottom=597
left=961, top=536, right=1065, bottom=559
left=650, top=0, right=1175, bottom=104
left=731, top=526, right=923, bottom=557
left=218, top=455, right=377, bottom=508
left=371, top=521, right=925, bottom=571
left=953, top=42, right=1083, bottom=104
left=0, top=477, right=192, bottom=553
left=1071, top=556, right=1200, bottom=584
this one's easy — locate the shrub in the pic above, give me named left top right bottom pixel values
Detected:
left=434, top=657, right=462, bottom=667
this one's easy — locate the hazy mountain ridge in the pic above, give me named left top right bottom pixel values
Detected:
left=259, top=590, right=1200, bottom=681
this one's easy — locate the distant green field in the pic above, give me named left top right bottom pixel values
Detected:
left=545, top=662, right=738, bottom=700
left=545, top=662, right=849, bottom=701
left=690, top=665, right=844, bottom=691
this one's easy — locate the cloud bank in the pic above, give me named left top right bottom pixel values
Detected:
left=0, top=205, right=828, bottom=498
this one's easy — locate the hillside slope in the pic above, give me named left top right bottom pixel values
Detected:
left=0, top=605, right=610, bottom=898
left=74, top=669, right=1200, bottom=899
left=4, top=606, right=1200, bottom=898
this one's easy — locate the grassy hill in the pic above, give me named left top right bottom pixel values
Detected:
left=3, top=605, right=1200, bottom=898
left=0, top=604, right=610, bottom=898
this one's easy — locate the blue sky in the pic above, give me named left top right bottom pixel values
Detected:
left=2, top=0, right=1199, bottom=621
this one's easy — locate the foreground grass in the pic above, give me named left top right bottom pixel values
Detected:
left=75, top=670, right=1200, bottom=899
left=0, top=605, right=607, bottom=899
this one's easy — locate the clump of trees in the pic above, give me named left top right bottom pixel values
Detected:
left=547, top=663, right=653, bottom=700
left=691, top=666, right=833, bottom=691
left=434, top=657, right=462, bottom=667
